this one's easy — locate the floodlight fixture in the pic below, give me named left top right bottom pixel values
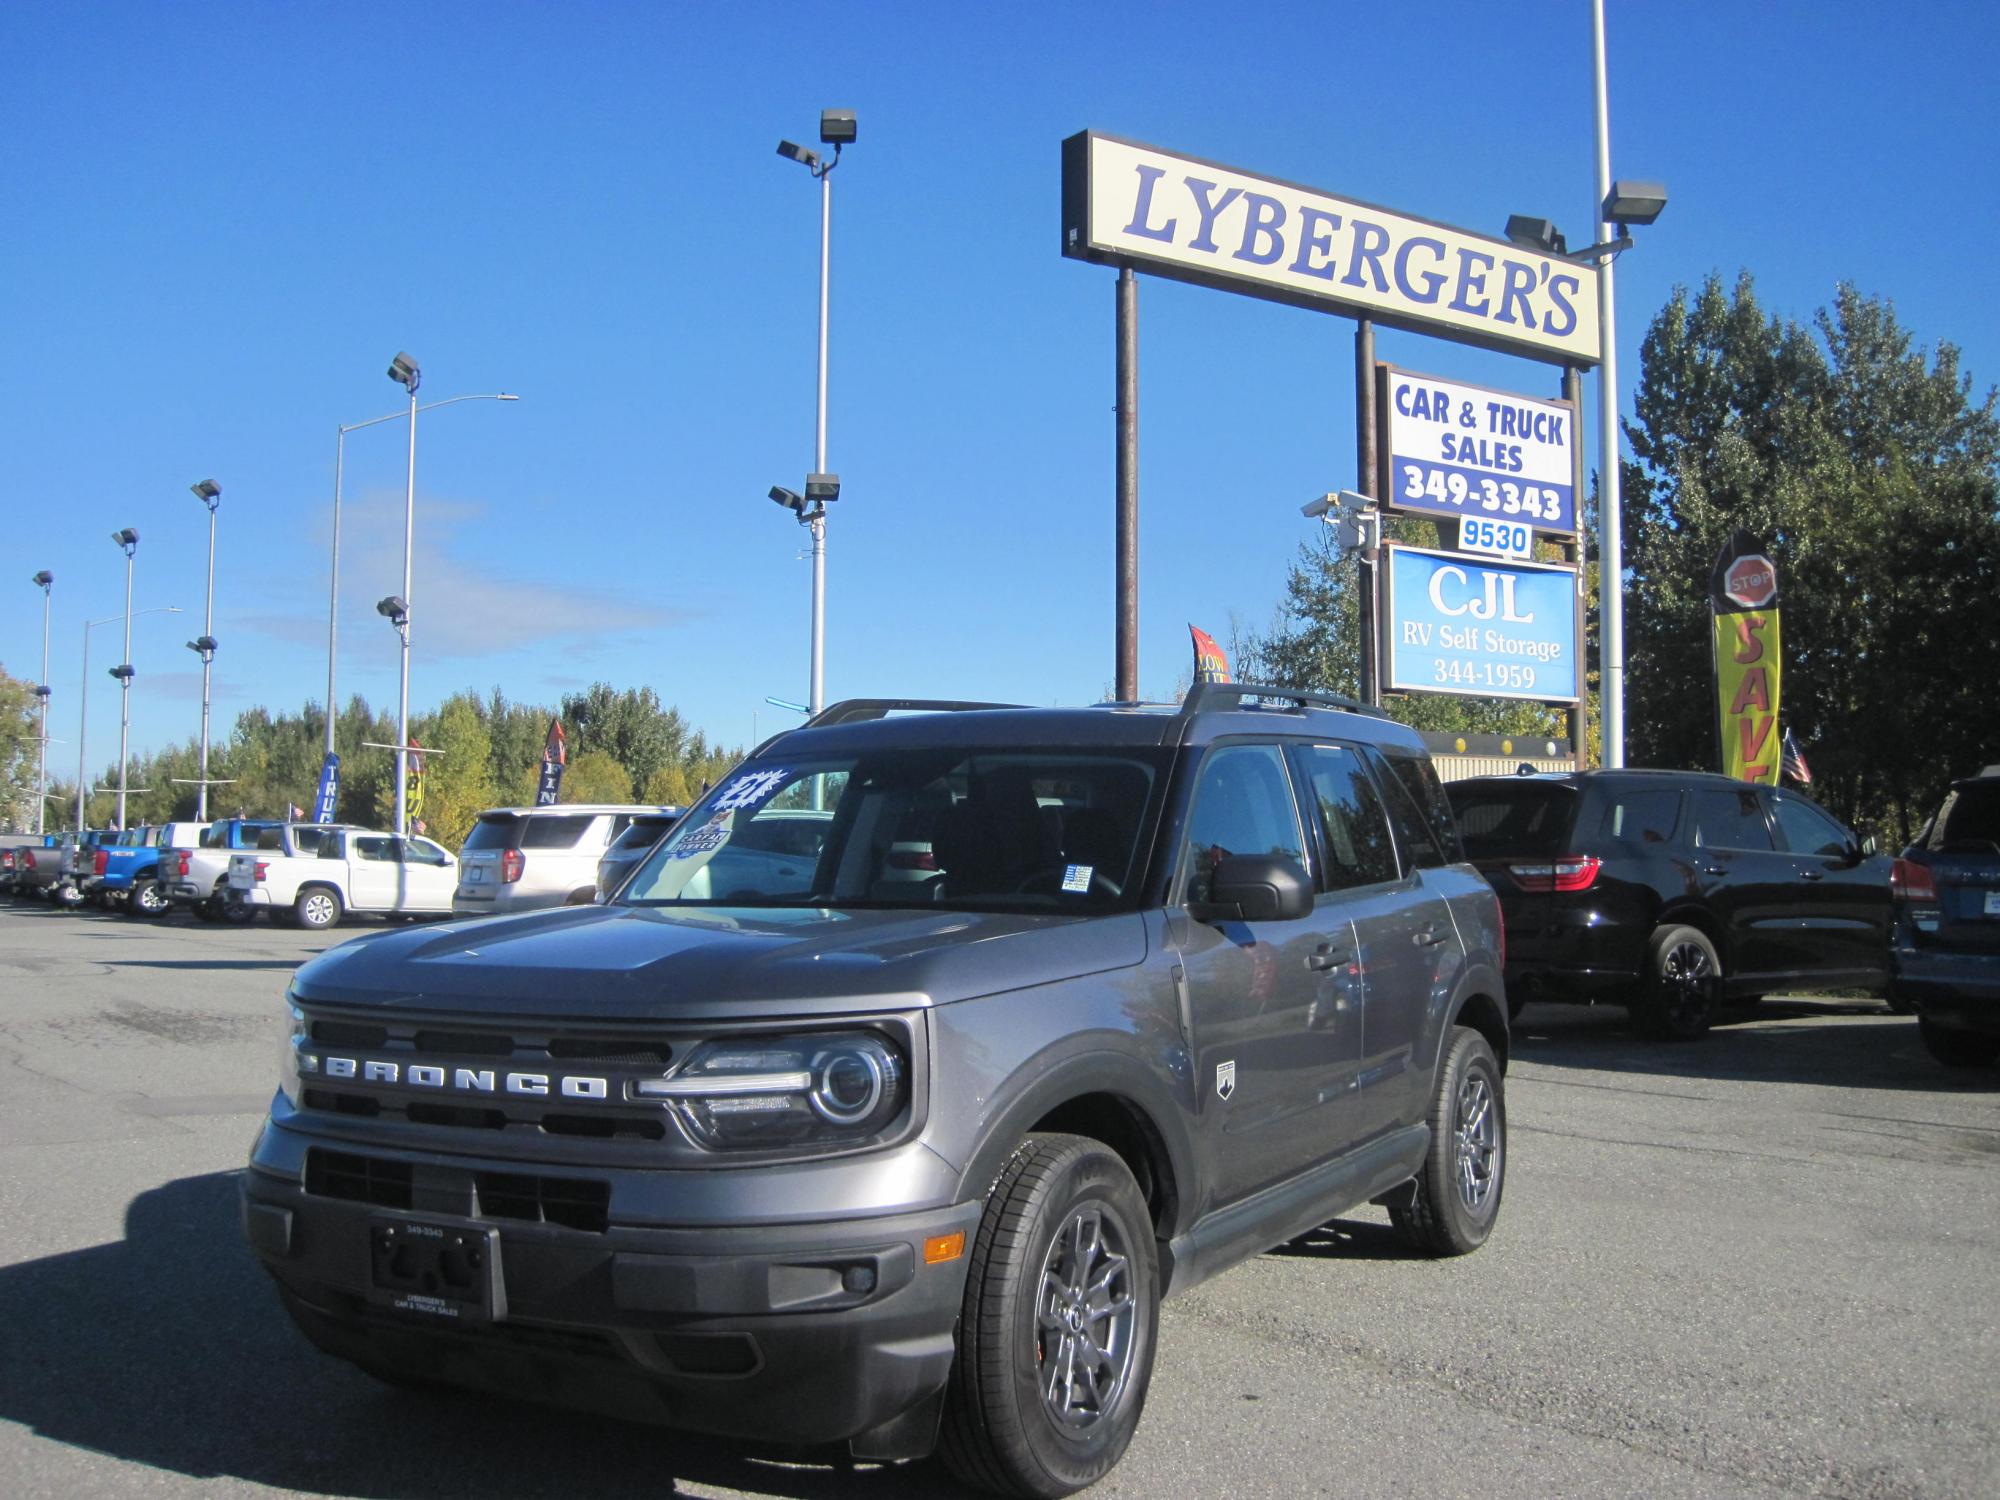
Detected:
left=777, top=139, right=821, bottom=170
left=33, top=684, right=50, bottom=699
left=819, top=109, right=857, bottom=146
left=769, top=484, right=805, bottom=513
left=804, top=472, right=840, bottom=503
left=111, top=527, right=139, bottom=551
left=32, top=569, right=54, bottom=587
left=108, top=664, right=135, bottom=681
left=1602, top=180, right=1668, bottom=227
left=190, top=478, right=221, bottom=506
left=387, top=351, right=421, bottom=393
left=376, top=595, right=409, bottom=625
left=1504, top=215, right=1567, bottom=256
left=187, top=635, right=218, bottom=655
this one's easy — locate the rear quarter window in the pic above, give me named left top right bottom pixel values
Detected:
left=1928, top=781, right=2000, bottom=853
left=1596, top=789, right=1682, bottom=847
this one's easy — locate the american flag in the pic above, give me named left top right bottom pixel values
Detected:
left=1780, top=729, right=1812, bottom=786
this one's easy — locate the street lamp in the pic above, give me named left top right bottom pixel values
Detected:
left=30, top=570, right=52, bottom=835
left=109, top=528, right=140, bottom=829
left=75, top=604, right=178, bottom=831
left=774, top=108, right=856, bottom=716
left=325, top=391, right=518, bottom=762
left=386, top=351, right=421, bottom=835
left=188, top=479, right=222, bottom=818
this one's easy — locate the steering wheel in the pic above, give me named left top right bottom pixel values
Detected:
left=1012, top=864, right=1121, bottom=899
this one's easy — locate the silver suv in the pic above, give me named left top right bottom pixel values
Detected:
left=453, top=804, right=680, bottom=916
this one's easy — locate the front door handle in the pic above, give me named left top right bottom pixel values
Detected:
left=1413, top=926, right=1449, bottom=949
left=1307, top=944, right=1349, bottom=971
left=1702, top=865, right=1726, bottom=877
left=1800, top=869, right=1825, bottom=882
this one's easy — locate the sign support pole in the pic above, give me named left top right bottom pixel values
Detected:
left=1115, top=267, right=1139, bottom=702
left=1563, top=364, right=1589, bottom=769
left=1355, top=318, right=1380, bottom=706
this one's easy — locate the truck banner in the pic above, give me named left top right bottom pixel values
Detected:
left=1190, top=624, right=1231, bottom=684
left=1709, top=530, right=1783, bottom=784
left=1381, top=366, right=1577, bottom=536
left=311, top=752, right=341, bottom=824
left=535, top=717, right=568, bottom=806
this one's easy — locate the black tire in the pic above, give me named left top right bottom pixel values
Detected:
left=1884, top=987, right=1919, bottom=1016
left=1637, top=924, right=1720, bottom=1040
left=1389, top=1026, right=1506, bottom=1257
left=193, top=899, right=221, bottom=922
left=1919, top=1016, right=2000, bottom=1068
left=127, top=880, right=170, bottom=918
left=293, top=885, right=343, bottom=931
left=939, top=1134, right=1159, bottom=1499
left=218, top=895, right=257, bottom=925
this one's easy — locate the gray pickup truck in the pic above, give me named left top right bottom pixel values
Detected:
left=244, top=686, right=1509, bottom=1498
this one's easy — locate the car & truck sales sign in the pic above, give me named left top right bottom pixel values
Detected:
left=1061, top=133, right=1601, bottom=366
left=1382, top=367, right=1577, bottom=536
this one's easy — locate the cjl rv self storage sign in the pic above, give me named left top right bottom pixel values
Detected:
left=1382, top=367, right=1577, bottom=535
left=1382, top=545, right=1581, bottom=703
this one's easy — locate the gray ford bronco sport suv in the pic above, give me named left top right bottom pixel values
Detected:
left=243, top=685, right=1509, bottom=1497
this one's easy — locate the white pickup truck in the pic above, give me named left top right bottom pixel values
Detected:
left=225, top=824, right=458, bottom=929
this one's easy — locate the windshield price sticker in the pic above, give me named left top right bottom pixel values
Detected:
left=1383, top=367, right=1576, bottom=535
left=1458, top=516, right=1533, bottom=559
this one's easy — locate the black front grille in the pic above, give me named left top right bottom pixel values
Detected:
left=312, top=1020, right=389, bottom=1049
left=305, top=1148, right=412, bottom=1209
left=547, top=1036, right=673, bottom=1065
left=413, top=1028, right=515, bottom=1057
left=475, top=1170, right=611, bottom=1233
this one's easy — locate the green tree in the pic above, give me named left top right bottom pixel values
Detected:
left=1623, top=275, right=2000, bottom=842
left=1, top=665, right=41, bottom=829
left=411, top=693, right=499, bottom=849
left=561, top=682, right=688, bottom=792
left=560, top=748, right=634, bottom=805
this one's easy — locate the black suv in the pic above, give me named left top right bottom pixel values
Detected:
left=1447, top=769, right=1890, bottom=1039
left=1890, top=769, right=2000, bottom=1068
left=242, top=686, right=1507, bottom=1498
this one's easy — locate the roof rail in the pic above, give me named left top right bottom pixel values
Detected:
left=1179, top=680, right=1389, bottom=720
left=802, top=698, right=1028, bottom=729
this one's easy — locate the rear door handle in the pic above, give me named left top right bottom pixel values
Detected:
left=1702, top=865, right=1726, bottom=877
left=1413, top=926, right=1449, bottom=948
left=1307, top=944, right=1349, bottom=971
left=1800, top=870, right=1825, bottom=882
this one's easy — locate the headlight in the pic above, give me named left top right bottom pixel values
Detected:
left=634, top=1031, right=907, bottom=1151
left=279, top=999, right=308, bottom=1105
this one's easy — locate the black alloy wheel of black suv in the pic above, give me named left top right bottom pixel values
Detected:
left=241, top=686, right=1510, bottom=1499
left=1889, top=769, right=2000, bottom=1068
left=1446, top=769, right=1892, bottom=1040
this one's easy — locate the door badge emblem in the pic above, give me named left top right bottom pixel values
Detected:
left=1216, top=1060, right=1236, bottom=1101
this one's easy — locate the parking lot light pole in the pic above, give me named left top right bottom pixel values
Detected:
left=777, top=109, right=854, bottom=717
left=326, top=391, right=517, bottom=760
left=31, top=570, right=53, bottom=835
left=73, top=605, right=181, bottom=832
left=386, top=352, right=420, bottom=836
left=109, top=529, right=141, bottom=829
left=189, top=480, right=221, bottom=817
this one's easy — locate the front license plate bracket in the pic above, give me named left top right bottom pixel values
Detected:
left=368, top=1219, right=505, bottom=1325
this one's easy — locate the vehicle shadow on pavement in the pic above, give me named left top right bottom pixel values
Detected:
left=0, top=1172, right=980, bottom=1499
left=1264, top=1216, right=1422, bottom=1262
left=99, top=958, right=311, bottom=971
left=1510, top=999, right=2000, bottom=1093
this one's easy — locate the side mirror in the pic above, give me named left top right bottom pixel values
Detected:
left=1189, top=853, right=1315, bottom=924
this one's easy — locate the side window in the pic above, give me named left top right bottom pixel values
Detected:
left=1599, top=790, right=1681, bottom=845
left=1381, top=751, right=1464, bottom=864
left=353, top=836, right=395, bottom=862
left=1361, top=747, right=1444, bottom=870
left=1299, top=745, right=1402, bottom=891
left=401, top=838, right=450, bottom=866
left=1178, top=744, right=1306, bottom=905
left=1772, top=794, right=1850, bottom=858
left=1689, top=789, right=1775, bottom=851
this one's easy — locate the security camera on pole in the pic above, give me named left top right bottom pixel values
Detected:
left=1301, top=491, right=1383, bottom=702
left=772, top=109, right=856, bottom=718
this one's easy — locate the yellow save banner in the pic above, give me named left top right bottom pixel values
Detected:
left=1709, top=530, right=1783, bottom=785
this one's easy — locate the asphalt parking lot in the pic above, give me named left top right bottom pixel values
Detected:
left=1, top=900, right=1995, bottom=1500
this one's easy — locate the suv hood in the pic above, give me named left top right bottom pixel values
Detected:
left=291, top=903, right=1149, bottom=1020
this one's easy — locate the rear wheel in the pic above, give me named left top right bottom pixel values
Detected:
left=1919, top=1016, right=2000, bottom=1068
left=218, top=893, right=257, bottom=925
left=1884, top=987, right=1919, bottom=1016
left=294, top=886, right=343, bottom=931
left=1390, top=1026, right=1506, bottom=1256
left=128, top=880, right=170, bottom=918
left=940, top=1134, right=1159, bottom=1499
left=1638, top=925, right=1720, bottom=1040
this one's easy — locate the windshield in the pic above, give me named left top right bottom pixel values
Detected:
left=1445, top=782, right=1577, bottom=859
left=620, top=747, right=1167, bottom=912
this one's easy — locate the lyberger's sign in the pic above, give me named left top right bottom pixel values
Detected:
left=1061, top=132, right=1601, bottom=365
left=1710, top=531, right=1783, bottom=785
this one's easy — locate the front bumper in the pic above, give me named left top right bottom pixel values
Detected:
left=1892, top=944, right=2000, bottom=1036
left=241, top=1117, right=979, bottom=1449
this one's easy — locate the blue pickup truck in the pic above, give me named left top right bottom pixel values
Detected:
left=86, top=822, right=210, bottom=917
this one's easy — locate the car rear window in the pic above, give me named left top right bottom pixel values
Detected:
left=1927, top=780, right=2000, bottom=853
left=609, top=817, right=679, bottom=854
left=1445, top=783, right=1576, bottom=859
left=465, top=813, right=596, bottom=851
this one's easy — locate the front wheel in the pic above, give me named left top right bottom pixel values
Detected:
left=1919, top=1016, right=2000, bottom=1068
left=1390, top=1025, right=1506, bottom=1256
left=1638, top=924, right=1720, bottom=1040
left=293, top=886, right=343, bottom=931
left=939, top=1134, right=1159, bottom=1499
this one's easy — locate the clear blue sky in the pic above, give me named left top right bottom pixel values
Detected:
left=6, top=1, right=1996, bottom=776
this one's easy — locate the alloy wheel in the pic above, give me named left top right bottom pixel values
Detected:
left=1661, top=938, right=1715, bottom=1031
left=1453, top=1071, right=1500, bottom=1214
left=1035, top=1205, right=1138, bottom=1434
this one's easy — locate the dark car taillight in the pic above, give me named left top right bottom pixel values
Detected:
left=1890, top=858, right=1937, bottom=903
left=1507, top=854, right=1601, bottom=893
left=501, top=848, right=525, bottom=883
